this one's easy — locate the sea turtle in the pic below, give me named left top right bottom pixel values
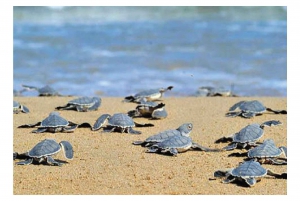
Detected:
left=92, top=113, right=154, bottom=134
left=127, top=101, right=167, bottom=119
left=213, top=160, right=286, bottom=187
left=123, top=86, right=173, bottom=103
left=13, top=101, right=29, bottom=114
left=247, top=139, right=287, bottom=165
left=22, top=84, right=62, bottom=96
left=17, top=111, right=88, bottom=133
left=196, top=85, right=238, bottom=97
left=14, top=139, right=73, bottom=166
left=134, top=123, right=222, bottom=156
left=226, top=100, right=287, bottom=118
left=133, top=123, right=194, bottom=147
left=215, top=120, right=282, bottom=151
left=55, top=96, right=101, bottom=112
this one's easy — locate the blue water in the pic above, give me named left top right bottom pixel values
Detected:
left=13, top=6, right=287, bottom=97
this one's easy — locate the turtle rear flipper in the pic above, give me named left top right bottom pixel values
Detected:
left=46, top=156, right=63, bottom=166
left=266, top=108, right=287, bottom=114
left=222, top=143, right=238, bottom=151
left=16, top=158, right=33, bottom=165
left=191, top=142, right=223, bottom=152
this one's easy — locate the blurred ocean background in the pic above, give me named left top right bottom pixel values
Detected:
left=13, top=6, right=287, bottom=97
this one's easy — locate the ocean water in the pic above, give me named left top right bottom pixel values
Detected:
left=13, top=6, right=287, bottom=97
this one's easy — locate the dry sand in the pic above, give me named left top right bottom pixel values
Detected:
left=13, top=97, right=287, bottom=195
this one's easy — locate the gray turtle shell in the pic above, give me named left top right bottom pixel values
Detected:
left=233, top=124, right=264, bottom=143
left=38, top=85, right=59, bottom=96
left=69, top=96, right=100, bottom=106
left=13, top=101, right=20, bottom=109
left=230, top=160, right=267, bottom=178
left=144, top=129, right=182, bottom=144
left=108, top=113, right=135, bottom=128
left=153, top=135, right=193, bottom=152
left=40, top=112, right=69, bottom=127
left=248, top=139, right=283, bottom=158
left=28, top=139, right=61, bottom=158
left=231, top=100, right=266, bottom=113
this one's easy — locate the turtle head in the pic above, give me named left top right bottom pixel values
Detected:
left=177, top=123, right=193, bottom=137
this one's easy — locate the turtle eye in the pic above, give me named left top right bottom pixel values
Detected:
left=188, top=124, right=192, bottom=129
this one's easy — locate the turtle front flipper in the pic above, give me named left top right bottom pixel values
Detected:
left=92, top=114, right=111, bottom=131
left=213, top=169, right=231, bottom=178
left=32, top=128, right=48, bottom=133
left=167, top=148, right=178, bottom=156
left=60, top=141, right=74, bottom=160
left=244, top=177, right=256, bottom=187
left=21, top=105, right=30, bottom=113
left=126, top=127, right=142, bottom=135
left=260, top=120, right=282, bottom=127
left=242, top=112, right=256, bottom=118
left=18, top=122, right=41, bottom=128
left=21, top=84, right=39, bottom=91
left=55, top=104, right=75, bottom=111
left=46, top=156, right=63, bottom=166
left=191, top=142, right=223, bottom=152
left=266, top=108, right=287, bottom=114
left=16, top=158, right=33, bottom=165
left=225, top=111, right=241, bottom=117
left=63, top=124, right=78, bottom=132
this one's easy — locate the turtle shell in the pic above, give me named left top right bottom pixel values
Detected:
left=108, top=113, right=135, bottom=128
left=248, top=139, right=282, bottom=158
left=28, top=139, right=61, bottom=158
left=231, top=160, right=267, bottom=178
left=38, top=85, right=59, bottom=96
left=240, top=100, right=266, bottom=114
left=233, top=124, right=264, bottom=143
left=69, top=96, right=100, bottom=106
left=154, top=135, right=193, bottom=152
left=40, top=112, right=69, bottom=127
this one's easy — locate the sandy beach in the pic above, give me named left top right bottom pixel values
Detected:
left=13, top=96, right=287, bottom=195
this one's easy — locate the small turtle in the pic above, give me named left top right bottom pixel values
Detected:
left=14, top=139, right=73, bottom=166
left=247, top=139, right=287, bottom=165
left=55, top=96, right=101, bottom=112
left=226, top=100, right=287, bottom=118
left=133, top=123, right=194, bottom=147
left=213, top=160, right=286, bottom=187
left=196, top=85, right=238, bottom=97
left=128, top=101, right=167, bottom=119
left=22, top=84, right=62, bottom=96
left=13, top=101, right=29, bottom=114
left=123, top=86, right=173, bottom=103
left=92, top=113, right=154, bottom=134
left=135, top=123, right=222, bottom=156
left=18, top=111, right=88, bottom=133
left=215, top=120, right=282, bottom=151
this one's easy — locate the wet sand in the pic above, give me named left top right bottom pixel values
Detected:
left=13, top=97, right=287, bottom=195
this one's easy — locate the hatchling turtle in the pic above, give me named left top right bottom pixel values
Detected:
left=215, top=120, right=282, bottom=151
left=55, top=96, right=101, bottom=112
left=123, top=86, right=173, bottom=103
left=196, top=85, right=238, bottom=97
left=14, top=139, right=73, bottom=166
left=22, top=84, right=62, bottom=96
left=247, top=139, right=287, bottom=165
left=226, top=100, right=287, bottom=118
left=13, top=101, right=29, bottom=114
left=128, top=101, right=167, bottom=119
left=213, top=160, right=286, bottom=187
left=92, top=113, right=154, bottom=134
left=18, top=111, right=88, bottom=133
left=134, top=123, right=222, bottom=155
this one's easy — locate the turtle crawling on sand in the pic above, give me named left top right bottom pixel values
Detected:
left=92, top=113, right=154, bottom=134
left=55, top=96, right=101, bottom=112
left=14, top=139, right=73, bottom=166
left=123, top=86, right=173, bottom=103
left=13, top=101, right=29, bottom=114
left=22, top=84, right=62, bottom=96
left=18, top=112, right=90, bottom=133
left=128, top=101, right=167, bottom=119
left=226, top=100, right=287, bottom=118
left=213, top=160, right=286, bottom=187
